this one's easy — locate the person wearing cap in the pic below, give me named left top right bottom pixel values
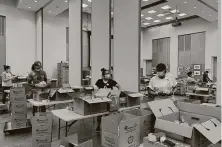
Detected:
left=27, top=61, right=47, bottom=87
left=148, top=63, right=177, bottom=100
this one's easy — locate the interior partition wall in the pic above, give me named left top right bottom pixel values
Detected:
left=178, top=32, right=205, bottom=79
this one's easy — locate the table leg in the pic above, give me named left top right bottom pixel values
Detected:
left=65, top=122, right=68, bottom=137
left=58, top=118, right=61, bottom=140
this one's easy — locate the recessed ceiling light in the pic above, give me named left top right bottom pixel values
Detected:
left=88, top=0, right=92, bottom=2
left=28, top=6, right=31, bottom=8
left=194, top=7, right=197, bottom=9
left=34, top=0, right=38, bottom=2
left=65, top=0, right=68, bottom=2
left=170, top=9, right=179, bottom=13
left=165, top=17, right=173, bottom=20
left=49, top=11, right=51, bottom=12
left=141, top=14, right=144, bottom=17
left=157, top=14, right=165, bottom=17
left=145, top=17, right=153, bottom=20
left=209, top=15, right=211, bottom=16
left=161, top=5, right=171, bottom=10
left=82, top=4, right=88, bottom=8
left=143, top=0, right=149, bottom=1
left=184, top=1, right=187, bottom=3
left=111, top=12, right=113, bottom=15
left=153, top=20, right=161, bottom=23
left=143, top=22, right=150, bottom=25
left=202, top=11, right=204, bottom=12
left=178, top=13, right=187, bottom=16
left=148, top=10, right=156, bottom=14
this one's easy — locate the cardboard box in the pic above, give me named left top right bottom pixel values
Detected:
left=56, top=88, right=74, bottom=101
left=124, top=108, right=155, bottom=143
left=10, top=87, right=25, bottom=98
left=148, top=99, right=221, bottom=146
left=11, top=115, right=27, bottom=128
left=60, top=134, right=93, bottom=147
left=177, top=101, right=221, bottom=121
left=32, top=113, right=53, bottom=127
left=73, top=96, right=111, bottom=115
left=32, top=135, right=51, bottom=147
left=33, top=89, right=49, bottom=102
left=11, top=101, right=27, bottom=113
left=101, top=113, right=140, bottom=147
left=32, top=124, right=52, bottom=138
left=195, top=87, right=210, bottom=95
left=120, top=91, right=143, bottom=107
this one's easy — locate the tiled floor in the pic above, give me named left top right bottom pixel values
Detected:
left=0, top=103, right=102, bottom=147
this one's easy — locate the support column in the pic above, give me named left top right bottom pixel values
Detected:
left=36, top=9, right=43, bottom=63
left=91, top=0, right=110, bottom=85
left=113, top=0, right=141, bottom=92
left=69, top=0, right=82, bottom=86
left=217, top=0, right=221, bottom=104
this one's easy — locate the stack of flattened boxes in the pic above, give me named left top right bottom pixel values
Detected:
left=10, top=87, right=27, bottom=129
left=58, top=62, right=69, bottom=87
left=32, top=113, right=53, bottom=147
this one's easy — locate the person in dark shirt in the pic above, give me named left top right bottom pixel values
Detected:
left=94, top=68, right=121, bottom=132
left=203, top=71, right=212, bottom=83
left=95, top=68, right=120, bottom=90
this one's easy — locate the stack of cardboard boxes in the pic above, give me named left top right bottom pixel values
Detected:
left=59, top=134, right=93, bottom=147
left=10, top=87, right=27, bottom=129
left=58, top=62, right=69, bottom=87
left=32, top=113, right=53, bottom=147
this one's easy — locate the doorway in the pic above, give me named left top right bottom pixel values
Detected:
left=212, top=56, right=217, bottom=82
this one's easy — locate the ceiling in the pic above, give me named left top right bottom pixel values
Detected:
left=16, top=0, right=218, bottom=28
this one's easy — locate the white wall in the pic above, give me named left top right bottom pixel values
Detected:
left=142, top=18, right=218, bottom=78
left=0, top=0, right=36, bottom=76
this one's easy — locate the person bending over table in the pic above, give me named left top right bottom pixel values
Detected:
left=27, top=61, right=48, bottom=114
left=94, top=68, right=121, bottom=132
left=1, top=65, right=17, bottom=104
left=148, top=63, right=177, bottom=100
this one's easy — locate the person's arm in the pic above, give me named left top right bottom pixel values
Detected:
left=27, top=72, right=34, bottom=86
left=115, top=83, right=121, bottom=90
left=148, top=87, right=158, bottom=96
left=1, top=72, right=12, bottom=82
left=43, top=71, right=47, bottom=83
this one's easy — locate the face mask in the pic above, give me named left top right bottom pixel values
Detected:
left=157, top=71, right=165, bottom=79
left=105, top=74, right=110, bottom=79
left=35, top=68, right=41, bottom=72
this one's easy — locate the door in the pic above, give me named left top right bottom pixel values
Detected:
left=212, top=56, right=217, bottom=82
left=0, top=16, right=6, bottom=84
left=146, top=60, right=152, bottom=76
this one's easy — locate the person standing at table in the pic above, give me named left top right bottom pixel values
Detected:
left=203, top=71, right=212, bottom=83
left=148, top=63, right=177, bottom=100
left=94, top=68, right=121, bottom=132
left=1, top=65, right=16, bottom=104
left=186, top=71, right=198, bottom=93
left=27, top=61, right=48, bottom=114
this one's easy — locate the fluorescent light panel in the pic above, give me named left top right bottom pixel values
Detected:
left=88, top=0, right=92, bottom=2
left=170, top=9, right=179, bottom=13
left=179, top=13, right=187, bottom=16
left=161, top=5, right=171, bottom=10
left=82, top=4, right=88, bottom=8
left=143, top=22, right=150, bottom=25
left=145, top=17, right=153, bottom=20
left=148, top=10, right=156, bottom=14
left=153, top=20, right=161, bottom=22
left=157, top=14, right=164, bottom=17
left=165, top=17, right=173, bottom=20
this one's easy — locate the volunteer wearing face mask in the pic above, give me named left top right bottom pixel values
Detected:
left=27, top=61, right=47, bottom=87
left=94, top=68, right=121, bottom=90
left=1, top=65, right=17, bottom=104
left=186, top=71, right=198, bottom=93
left=148, top=63, right=177, bottom=99
left=94, top=68, right=121, bottom=132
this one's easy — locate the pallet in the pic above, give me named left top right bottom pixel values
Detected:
left=3, top=119, right=32, bottom=135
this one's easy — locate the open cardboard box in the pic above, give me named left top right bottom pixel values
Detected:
left=101, top=112, right=140, bottom=147
left=124, top=108, right=155, bottom=143
left=148, top=99, right=221, bottom=146
left=73, top=96, right=111, bottom=115
left=120, top=91, right=143, bottom=107
left=60, top=134, right=93, bottom=147
left=109, top=90, right=121, bottom=112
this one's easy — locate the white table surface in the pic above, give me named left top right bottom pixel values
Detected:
left=118, top=105, right=140, bottom=112
left=17, top=76, right=27, bottom=79
left=28, top=99, right=73, bottom=107
left=51, top=109, right=109, bottom=122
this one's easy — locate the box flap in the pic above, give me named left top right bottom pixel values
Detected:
left=148, top=99, right=179, bottom=117
left=192, top=118, right=221, bottom=144
left=82, top=96, right=111, bottom=104
left=95, top=89, right=111, bottom=98
left=128, top=93, right=144, bottom=98
left=58, top=88, right=74, bottom=94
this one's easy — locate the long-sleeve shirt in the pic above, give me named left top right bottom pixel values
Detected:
left=27, top=70, right=47, bottom=85
left=1, top=71, right=13, bottom=87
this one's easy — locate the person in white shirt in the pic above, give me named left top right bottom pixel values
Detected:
left=148, top=63, right=177, bottom=99
left=186, top=71, right=198, bottom=92
left=1, top=65, right=16, bottom=104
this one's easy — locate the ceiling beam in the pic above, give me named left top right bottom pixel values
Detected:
left=198, top=0, right=218, bottom=12
left=141, top=0, right=167, bottom=10
left=144, top=15, right=199, bottom=29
